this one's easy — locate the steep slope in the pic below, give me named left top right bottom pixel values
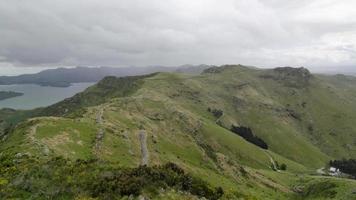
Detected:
left=40, top=73, right=157, bottom=117
left=1, top=65, right=356, bottom=199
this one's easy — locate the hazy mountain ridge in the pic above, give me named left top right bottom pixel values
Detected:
left=0, top=65, right=212, bottom=87
left=1, top=65, right=356, bottom=199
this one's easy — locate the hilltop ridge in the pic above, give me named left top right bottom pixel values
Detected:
left=0, top=65, right=211, bottom=87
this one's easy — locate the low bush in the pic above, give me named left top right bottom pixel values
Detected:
left=0, top=153, right=223, bottom=199
left=207, top=108, right=223, bottom=118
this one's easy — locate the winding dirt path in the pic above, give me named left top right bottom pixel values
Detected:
left=138, top=130, right=149, bottom=166
left=94, top=108, right=104, bottom=155
left=265, top=151, right=279, bottom=171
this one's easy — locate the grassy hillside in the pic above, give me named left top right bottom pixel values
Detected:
left=1, top=65, right=356, bottom=199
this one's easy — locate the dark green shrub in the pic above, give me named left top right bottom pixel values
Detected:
left=230, top=125, right=268, bottom=149
left=0, top=154, right=224, bottom=199
left=207, top=108, right=223, bottom=118
left=280, top=163, right=287, bottom=171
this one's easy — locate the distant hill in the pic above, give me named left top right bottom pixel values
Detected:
left=0, top=91, right=23, bottom=101
left=0, top=65, right=211, bottom=87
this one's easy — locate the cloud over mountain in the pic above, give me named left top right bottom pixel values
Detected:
left=0, top=0, right=355, bottom=71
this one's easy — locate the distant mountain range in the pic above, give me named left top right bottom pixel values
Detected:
left=0, top=65, right=212, bottom=87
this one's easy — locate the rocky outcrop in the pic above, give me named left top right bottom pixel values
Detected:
left=260, top=67, right=312, bottom=88
left=202, top=64, right=246, bottom=74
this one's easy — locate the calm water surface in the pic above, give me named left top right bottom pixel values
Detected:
left=0, top=83, right=95, bottom=109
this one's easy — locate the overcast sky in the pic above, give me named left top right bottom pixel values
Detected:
left=0, top=0, right=355, bottom=75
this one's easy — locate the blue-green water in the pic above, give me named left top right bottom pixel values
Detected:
left=0, top=83, right=95, bottom=110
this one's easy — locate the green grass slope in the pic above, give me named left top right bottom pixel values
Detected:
left=1, top=65, right=356, bottom=199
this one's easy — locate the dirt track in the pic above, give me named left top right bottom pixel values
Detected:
left=139, top=130, right=149, bottom=165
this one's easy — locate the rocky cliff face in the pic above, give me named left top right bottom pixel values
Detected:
left=261, top=67, right=312, bottom=88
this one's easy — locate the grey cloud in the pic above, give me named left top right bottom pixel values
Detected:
left=0, top=0, right=355, bottom=71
